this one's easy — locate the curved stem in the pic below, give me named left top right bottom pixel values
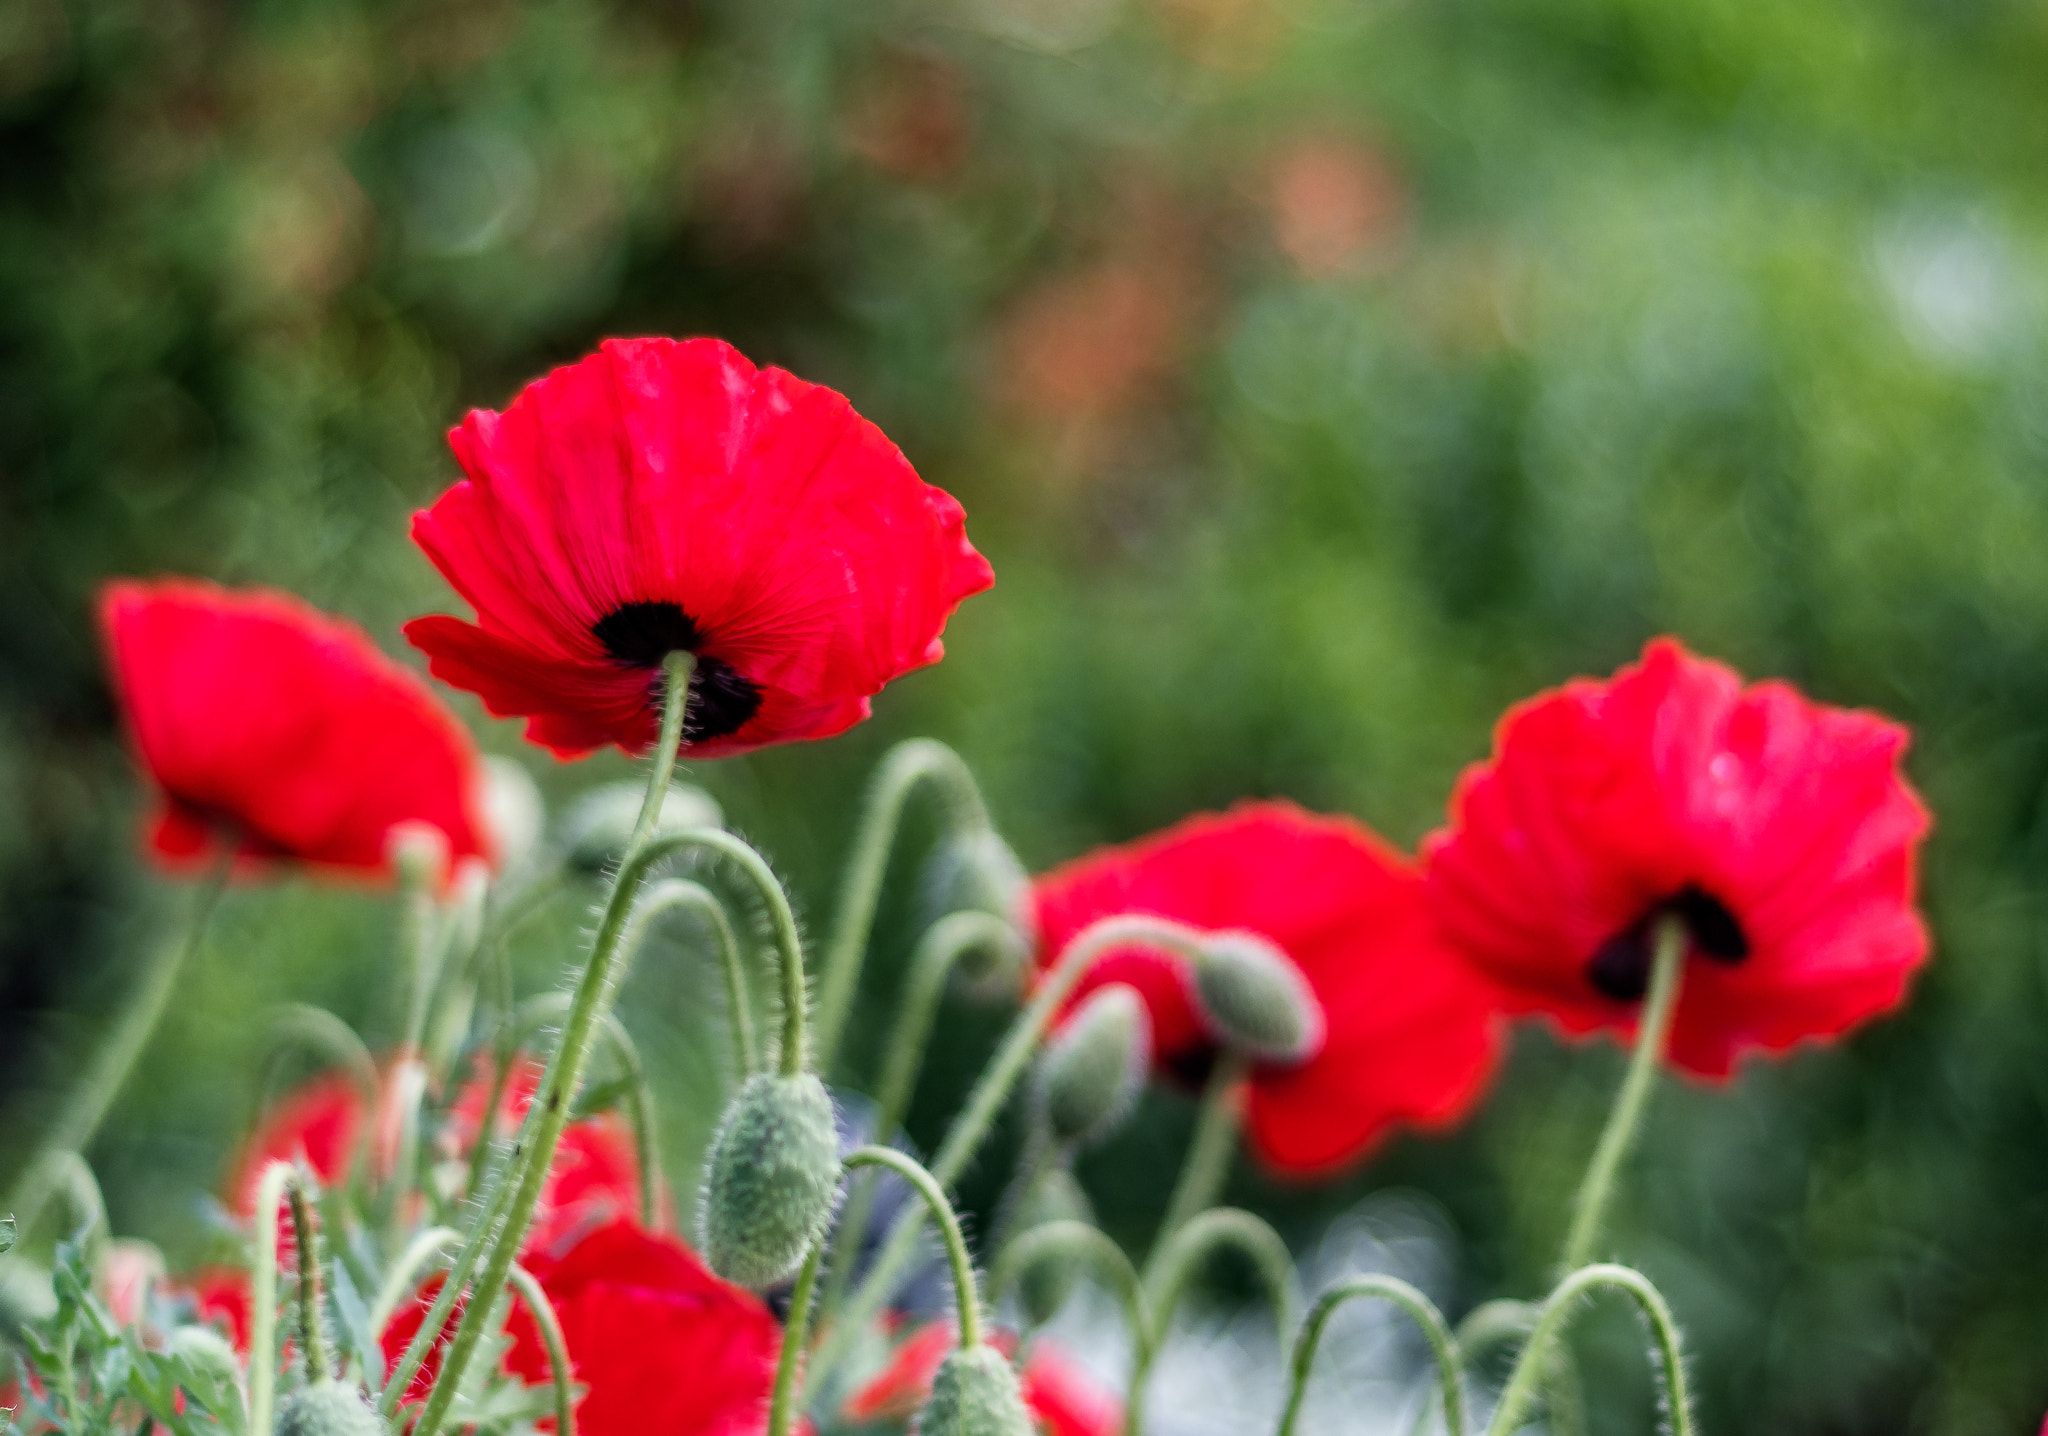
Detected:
left=504, top=994, right=662, bottom=1229
left=286, top=1180, right=331, bottom=1383
left=813, top=739, right=992, bottom=1076
left=805, top=915, right=1209, bottom=1400
left=1558, top=915, right=1686, bottom=1273
left=819, top=912, right=1021, bottom=1325
left=5, top=859, right=226, bottom=1233
left=1153, top=1050, right=1247, bottom=1253
left=1484, top=1264, right=1692, bottom=1436
left=624, top=878, right=757, bottom=1076
left=628, top=653, right=696, bottom=849
left=248, top=1161, right=295, bottom=1436
left=766, top=1242, right=825, bottom=1436
left=846, top=1145, right=984, bottom=1348
left=991, top=1218, right=1150, bottom=1351
left=1130, top=1208, right=1298, bottom=1436
left=368, top=1226, right=460, bottom=1338
left=507, top=1262, right=577, bottom=1436
left=406, top=828, right=799, bottom=1436
left=1278, top=1278, right=1462, bottom=1436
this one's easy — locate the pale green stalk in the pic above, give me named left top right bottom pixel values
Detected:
left=1152, top=1051, right=1249, bottom=1254
left=1484, top=1265, right=1692, bottom=1436
left=508, top=1262, right=577, bottom=1436
left=991, top=1218, right=1150, bottom=1349
left=1278, top=1277, right=1463, bottom=1436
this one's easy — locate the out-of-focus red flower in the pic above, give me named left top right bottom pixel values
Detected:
left=1033, top=802, right=1504, bottom=1177
left=179, top=1267, right=255, bottom=1351
left=225, top=1069, right=372, bottom=1217
left=1264, top=133, right=1407, bottom=278
left=844, top=1322, right=1120, bottom=1436
left=99, top=579, right=494, bottom=881
left=404, top=337, right=993, bottom=761
left=1423, top=637, right=1932, bottom=1077
left=383, top=1221, right=795, bottom=1435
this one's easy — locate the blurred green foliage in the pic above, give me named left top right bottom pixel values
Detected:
left=5, top=0, right=2048, bottom=1431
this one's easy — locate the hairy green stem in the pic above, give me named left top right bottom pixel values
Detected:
left=629, top=653, right=696, bottom=849
left=368, top=1226, right=460, bottom=1338
left=819, top=912, right=1020, bottom=1324
left=507, top=1262, right=577, bottom=1436
left=248, top=1161, right=294, bottom=1435
left=766, top=1243, right=825, bottom=1436
left=286, top=1180, right=331, bottom=1382
left=505, top=993, right=662, bottom=1229
left=1484, top=1264, right=1692, bottom=1436
left=5, top=860, right=225, bottom=1234
left=1129, top=1208, right=1298, bottom=1436
left=625, top=877, right=758, bottom=1076
left=1558, top=915, right=1686, bottom=1273
left=806, top=914, right=1208, bottom=1399
left=407, top=827, right=801, bottom=1436
left=849, top=1145, right=986, bottom=1347
left=991, top=1218, right=1150, bottom=1350
left=1278, top=1277, right=1463, bottom=1436
left=812, top=739, right=991, bottom=1076
left=1153, top=1050, right=1248, bottom=1253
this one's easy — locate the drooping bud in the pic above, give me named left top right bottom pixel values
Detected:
left=699, top=1072, right=843, bottom=1289
left=1191, top=931, right=1324, bottom=1064
left=479, top=755, right=546, bottom=875
left=1012, top=1164, right=1096, bottom=1327
left=915, top=1345, right=1036, bottom=1436
left=1036, top=986, right=1150, bottom=1148
left=559, top=781, right=722, bottom=874
left=274, top=1379, right=389, bottom=1436
left=925, top=828, right=1034, bottom=945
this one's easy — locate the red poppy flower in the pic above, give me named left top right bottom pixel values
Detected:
left=99, top=579, right=492, bottom=881
left=382, top=1221, right=796, bottom=1436
left=403, top=336, right=994, bottom=760
left=1032, top=802, right=1503, bottom=1177
left=1422, top=637, right=1931, bottom=1077
left=178, top=1267, right=254, bottom=1351
left=843, top=1322, right=1121, bottom=1436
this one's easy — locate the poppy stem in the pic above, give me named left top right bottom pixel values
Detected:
left=1153, top=1050, right=1249, bottom=1253
left=247, top=1160, right=294, bottom=1435
left=1558, top=913, right=1686, bottom=1274
left=2, top=855, right=227, bottom=1237
left=849, top=1145, right=986, bottom=1347
left=813, top=739, right=992, bottom=1079
left=1483, top=1264, right=1692, bottom=1436
left=1126, top=1208, right=1298, bottom=1436
left=622, top=878, right=758, bottom=1077
left=628, top=651, right=697, bottom=850
left=507, top=1261, right=578, bottom=1436
left=766, top=1241, right=825, bottom=1436
left=400, top=830, right=801, bottom=1436
left=286, top=1177, right=332, bottom=1383
left=818, top=911, right=1022, bottom=1326
left=803, top=914, right=1210, bottom=1403
left=991, top=1217, right=1151, bottom=1351
left=1276, top=1277, right=1464, bottom=1436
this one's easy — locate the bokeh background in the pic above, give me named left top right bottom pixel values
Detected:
left=4, top=0, right=2047, bottom=1431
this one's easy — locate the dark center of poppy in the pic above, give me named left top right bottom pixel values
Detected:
left=591, top=600, right=763, bottom=743
left=1585, top=884, right=1749, bottom=1002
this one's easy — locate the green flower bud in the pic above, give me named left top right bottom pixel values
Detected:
left=559, top=781, right=722, bottom=874
left=274, top=1379, right=388, bottom=1436
left=479, top=755, right=546, bottom=875
left=699, top=1072, right=842, bottom=1289
left=1192, top=931, right=1324, bottom=1063
left=916, top=1344, right=1035, bottom=1436
left=384, top=821, right=450, bottom=890
left=1012, top=1164, right=1096, bottom=1327
left=1037, top=985, right=1150, bottom=1148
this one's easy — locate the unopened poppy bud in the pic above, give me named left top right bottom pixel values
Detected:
left=916, top=1345, right=1035, bottom=1436
left=385, top=821, right=450, bottom=891
left=559, top=781, right=722, bottom=874
left=1192, top=931, right=1324, bottom=1063
left=1037, top=986, right=1150, bottom=1148
left=274, top=1379, right=388, bottom=1436
left=925, top=827, right=1034, bottom=948
left=1013, top=1165, right=1095, bottom=1327
left=700, top=1072, right=842, bottom=1289
left=480, top=756, right=546, bottom=873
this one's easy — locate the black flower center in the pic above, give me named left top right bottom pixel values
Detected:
left=591, top=600, right=763, bottom=744
left=1585, top=883, right=1749, bottom=1002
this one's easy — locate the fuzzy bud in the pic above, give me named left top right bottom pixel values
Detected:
left=699, top=1072, right=842, bottom=1289
left=1037, top=986, right=1150, bottom=1148
left=274, top=1379, right=388, bottom=1436
left=559, top=782, right=722, bottom=874
left=916, top=1345, right=1036, bottom=1436
left=1012, top=1164, right=1096, bottom=1327
left=1192, top=931, right=1324, bottom=1064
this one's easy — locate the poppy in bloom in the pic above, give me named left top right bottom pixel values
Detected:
left=100, top=579, right=492, bottom=881
left=1032, top=802, right=1503, bottom=1177
left=844, top=1321, right=1121, bottom=1436
left=383, top=1220, right=796, bottom=1436
left=1422, top=638, right=1931, bottom=1077
left=404, top=336, right=994, bottom=760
